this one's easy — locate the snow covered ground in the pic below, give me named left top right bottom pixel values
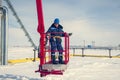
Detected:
left=0, top=47, right=120, bottom=80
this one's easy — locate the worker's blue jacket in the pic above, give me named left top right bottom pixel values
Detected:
left=46, top=24, right=64, bottom=42
left=46, top=24, right=64, bottom=54
left=46, top=24, right=64, bottom=37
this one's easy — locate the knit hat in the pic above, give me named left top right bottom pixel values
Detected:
left=54, top=18, right=59, bottom=24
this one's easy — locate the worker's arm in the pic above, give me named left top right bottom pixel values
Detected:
left=45, top=27, right=52, bottom=45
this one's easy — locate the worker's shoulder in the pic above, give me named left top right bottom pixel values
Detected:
left=58, top=24, right=63, bottom=29
left=49, top=24, right=63, bottom=30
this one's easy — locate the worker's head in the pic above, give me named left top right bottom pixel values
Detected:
left=54, top=18, right=59, bottom=27
left=54, top=18, right=59, bottom=24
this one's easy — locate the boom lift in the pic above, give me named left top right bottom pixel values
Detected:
left=35, top=0, right=70, bottom=77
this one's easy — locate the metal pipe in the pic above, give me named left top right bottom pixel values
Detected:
left=0, top=6, right=8, bottom=65
left=82, top=48, right=84, bottom=57
left=108, top=49, right=112, bottom=58
left=0, top=7, right=2, bottom=65
left=33, top=49, right=36, bottom=62
left=0, top=0, right=2, bottom=65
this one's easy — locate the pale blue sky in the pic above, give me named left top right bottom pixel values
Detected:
left=3, top=0, right=120, bottom=47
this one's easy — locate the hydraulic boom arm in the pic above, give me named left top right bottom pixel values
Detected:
left=36, top=0, right=45, bottom=66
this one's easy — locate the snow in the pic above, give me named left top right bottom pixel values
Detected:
left=64, top=57, right=120, bottom=80
left=8, top=47, right=35, bottom=60
left=0, top=47, right=120, bottom=80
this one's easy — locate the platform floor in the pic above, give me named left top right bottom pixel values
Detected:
left=42, top=63, right=68, bottom=71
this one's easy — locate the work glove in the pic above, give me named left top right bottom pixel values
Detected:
left=54, top=36, right=61, bottom=39
left=68, top=33, right=72, bottom=36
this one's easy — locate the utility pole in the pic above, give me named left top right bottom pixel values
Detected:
left=0, top=0, right=8, bottom=65
left=92, top=41, right=95, bottom=47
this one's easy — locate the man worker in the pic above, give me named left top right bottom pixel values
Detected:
left=46, top=18, right=72, bottom=64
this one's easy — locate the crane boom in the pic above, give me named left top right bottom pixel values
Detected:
left=36, top=0, right=45, bottom=66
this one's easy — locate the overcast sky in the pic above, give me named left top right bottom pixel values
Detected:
left=3, top=0, right=120, bottom=47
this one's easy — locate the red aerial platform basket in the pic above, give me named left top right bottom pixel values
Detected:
left=35, top=32, right=70, bottom=77
left=35, top=0, right=70, bottom=77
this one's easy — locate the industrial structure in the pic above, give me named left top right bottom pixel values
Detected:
left=0, top=0, right=37, bottom=65
left=0, top=0, right=70, bottom=77
left=4, top=0, right=37, bottom=49
left=0, top=0, right=8, bottom=65
left=0, top=0, right=120, bottom=77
